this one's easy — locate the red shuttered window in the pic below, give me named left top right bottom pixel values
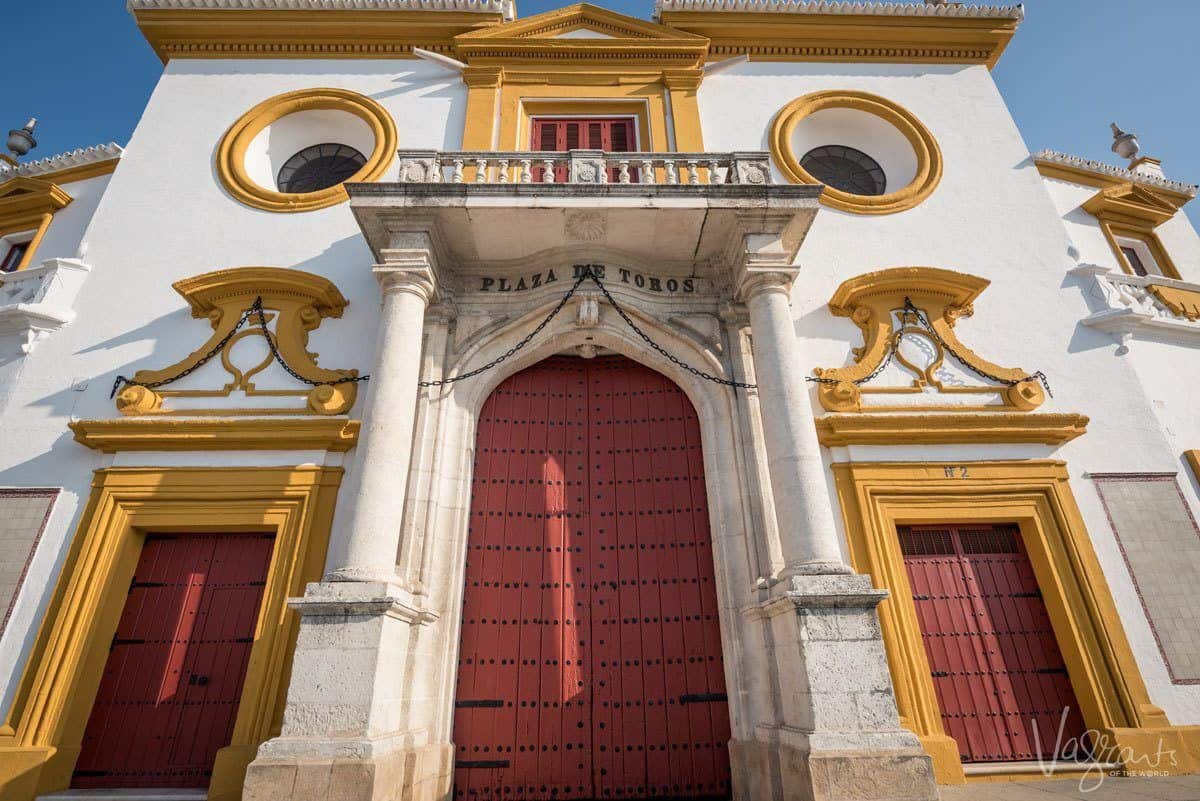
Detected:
left=530, top=117, right=638, bottom=183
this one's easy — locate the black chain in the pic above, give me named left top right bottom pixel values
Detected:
left=582, top=266, right=756, bottom=389
left=417, top=270, right=592, bottom=387
left=111, top=297, right=370, bottom=399
left=901, top=297, right=1052, bottom=397
left=420, top=266, right=756, bottom=390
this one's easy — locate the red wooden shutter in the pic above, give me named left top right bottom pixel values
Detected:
left=74, top=533, right=274, bottom=788
left=899, top=524, right=1088, bottom=763
left=529, top=117, right=637, bottom=182
left=454, top=356, right=730, bottom=801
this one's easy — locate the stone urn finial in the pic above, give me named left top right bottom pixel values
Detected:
left=1110, top=122, right=1140, bottom=162
left=6, top=117, right=37, bottom=160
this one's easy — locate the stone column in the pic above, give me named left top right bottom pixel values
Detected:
left=734, top=259, right=936, bottom=801
left=742, top=273, right=848, bottom=576
left=243, top=248, right=451, bottom=801
left=325, top=261, right=435, bottom=582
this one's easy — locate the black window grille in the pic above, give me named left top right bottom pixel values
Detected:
left=276, top=143, right=367, bottom=194
left=800, top=144, right=887, bottom=196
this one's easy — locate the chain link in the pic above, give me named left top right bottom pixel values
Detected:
left=420, top=266, right=757, bottom=390
left=111, top=297, right=370, bottom=399
left=901, top=297, right=1052, bottom=397
left=582, top=266, right=757, bottom=389
left=417, top=270, right=592, bottom=387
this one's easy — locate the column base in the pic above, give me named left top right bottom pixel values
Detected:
left=743, top=572, right=937, bottom=801
left=732, top=733, right=936, bottom=801
left=244, top=740, right=453, bottom=801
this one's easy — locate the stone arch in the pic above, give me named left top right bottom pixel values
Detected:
left=410, top=293, right=772, bottom=756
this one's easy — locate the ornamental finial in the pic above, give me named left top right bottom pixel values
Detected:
left=6, top=118, right=38, bottom=159
left=1110, top=122, right=1140, bottom=162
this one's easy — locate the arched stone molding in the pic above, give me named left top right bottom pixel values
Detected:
left=400, top=291, right=773, bottom=758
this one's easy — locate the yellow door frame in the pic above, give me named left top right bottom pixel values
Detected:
left=0, top=466, right=343, bottom=801
left=832, top=459, right=1199, bottom=783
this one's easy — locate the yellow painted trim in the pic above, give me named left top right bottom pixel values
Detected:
left=1187, top=451, right=1200, bottom=486
left=1034, top=158, right=1195, bottom=209
left=815, top=412, right=1088, bottom=447
left=0, top=178, right=73, bottom=272
left=216, top=88, right=397, bottom=214
left=813, top=266, right=1047, bottom=413
left=832, top=460, right=1198, bottom=784
left=27, top=158, right=120, bottom=187
left=131, top=7, right=506, bottom=62
left=1078, top=188, right=1186, bottom=281
left=1147, top=284, right=1200, bottom=321
left=455, top=5, right=706, bottom=159
left=69, top=417, right=360, bottom=453
left=0, top=466, right=343, bottom=801
left=769, top=90, right=942, bottom=215
left=658, top=9, right=1020, bottom=69
left=113, top=266, right=361, bottom=417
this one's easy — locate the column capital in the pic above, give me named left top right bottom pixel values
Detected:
left=374, top=248, right=439, bottom=304
left=735, top=270, right=797, bottom=303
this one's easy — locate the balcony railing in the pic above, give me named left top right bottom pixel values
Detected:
left=396, top=149, right=773, bottom=186
left=0, top=258, right=92, bottom=355
left=1074, top=264, right=1200, bottom=343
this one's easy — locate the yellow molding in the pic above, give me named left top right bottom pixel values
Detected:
left=1082, top=182, right=1182, bottom=229
left=815, top=412, right=1088, bottom=447
left=813, top=266, right=1047, bottom=413
left=1034, top=158, right=1196, bottom=209
left=0, top=466, right=343, bottom=801
left=455, top=5, right=706, bottom=156
left=25, top=159, right=119, bottom=187
left=1187, top=451, right=1200, bottom=485
left=769, top=90, right=942, bottom=215
left=69, top=417, right=360, bottom=453
left=0, top=178, right=73, bottom=272
left=113, top=266, right=360, bottom=417
left=216, top=88, right=397, bottom=214
left=659, top=9, right=1019, bottom=69
left=832, top=460, right=1199, bottom=784
left=1148, top=284, right=1200, bottom=321
left=131, top=7, right=506, bottom=62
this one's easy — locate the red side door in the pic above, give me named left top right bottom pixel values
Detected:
left=73, top=533, right=274, bottom=788
left=454, top=355, right=730, bottom=801
left=899, top=524, right=1088, bottom=763
left=530, top=117, right=637, bottom=182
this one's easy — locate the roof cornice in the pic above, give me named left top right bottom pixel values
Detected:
left=128, top=0, right=513, bottom=61
left=0, top=144, right=123, bottom=184
left=1034, top=150, right=1197, bottom=201
left=654, top=0, right=1023, bottom=20
left=128, top=0, right=514, bottom=18
left=655, top=0, right=1022, bottom=68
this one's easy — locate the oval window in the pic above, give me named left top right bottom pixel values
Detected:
left=276, top=143, right=368, bottom=194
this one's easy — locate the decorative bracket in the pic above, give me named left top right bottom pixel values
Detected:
left=114, top=266, right=361, bottom=416
left=812, top=267, right=1047, bottom=413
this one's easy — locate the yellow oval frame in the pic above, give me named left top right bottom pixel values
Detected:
left=769, top=90, right=943, bottom=216
left=217, top=88, right=398, bottom=213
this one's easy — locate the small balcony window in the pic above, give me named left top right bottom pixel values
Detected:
left=1116, top=236, right=1164, bottom=278
left=1, top=235, right=33, bottom=273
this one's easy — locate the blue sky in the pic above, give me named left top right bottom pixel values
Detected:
left=6, top=0, right=1199, bottom=226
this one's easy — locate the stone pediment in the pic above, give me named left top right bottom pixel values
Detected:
left=1082, top=181, right=1182, bottom=229
left=454, top=3, right=709, bottom=66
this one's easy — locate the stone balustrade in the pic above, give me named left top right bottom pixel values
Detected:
left=0, top=258, right=92, bottom=355
left=396, top=149, right=773, bottom=186
left=1073, top=263, right=1200, bottom=343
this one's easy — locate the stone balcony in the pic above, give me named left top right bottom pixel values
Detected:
left=1072, top=263, right=1200, bottom=345
left=0, top=258, right=92, bottom=357
left=347, top=149, right=822, bottom=288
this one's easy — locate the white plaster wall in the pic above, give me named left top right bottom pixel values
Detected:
left=32, top=173, right=113, bottom=262
left=0, top=58, right=467, bottom=712
left=699, top=61, right=1200, bottom=723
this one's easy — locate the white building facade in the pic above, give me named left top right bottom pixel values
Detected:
left=2, top=2, right=1200, bottom=801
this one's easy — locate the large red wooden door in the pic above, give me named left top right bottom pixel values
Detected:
left=73, top=533, right=274, bottom=788
left=455, top=355, right=730, bottom=801
left=531, top=117, right=637, bottom=182
left=899, top=524, right=1087, bottom=763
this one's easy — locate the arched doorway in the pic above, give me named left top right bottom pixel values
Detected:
left=453, top=354, right=731, bottom=801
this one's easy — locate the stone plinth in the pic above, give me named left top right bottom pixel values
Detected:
left=739, top=574, right=937, bottom=801
left=243, top=581, right=448, bottom=801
